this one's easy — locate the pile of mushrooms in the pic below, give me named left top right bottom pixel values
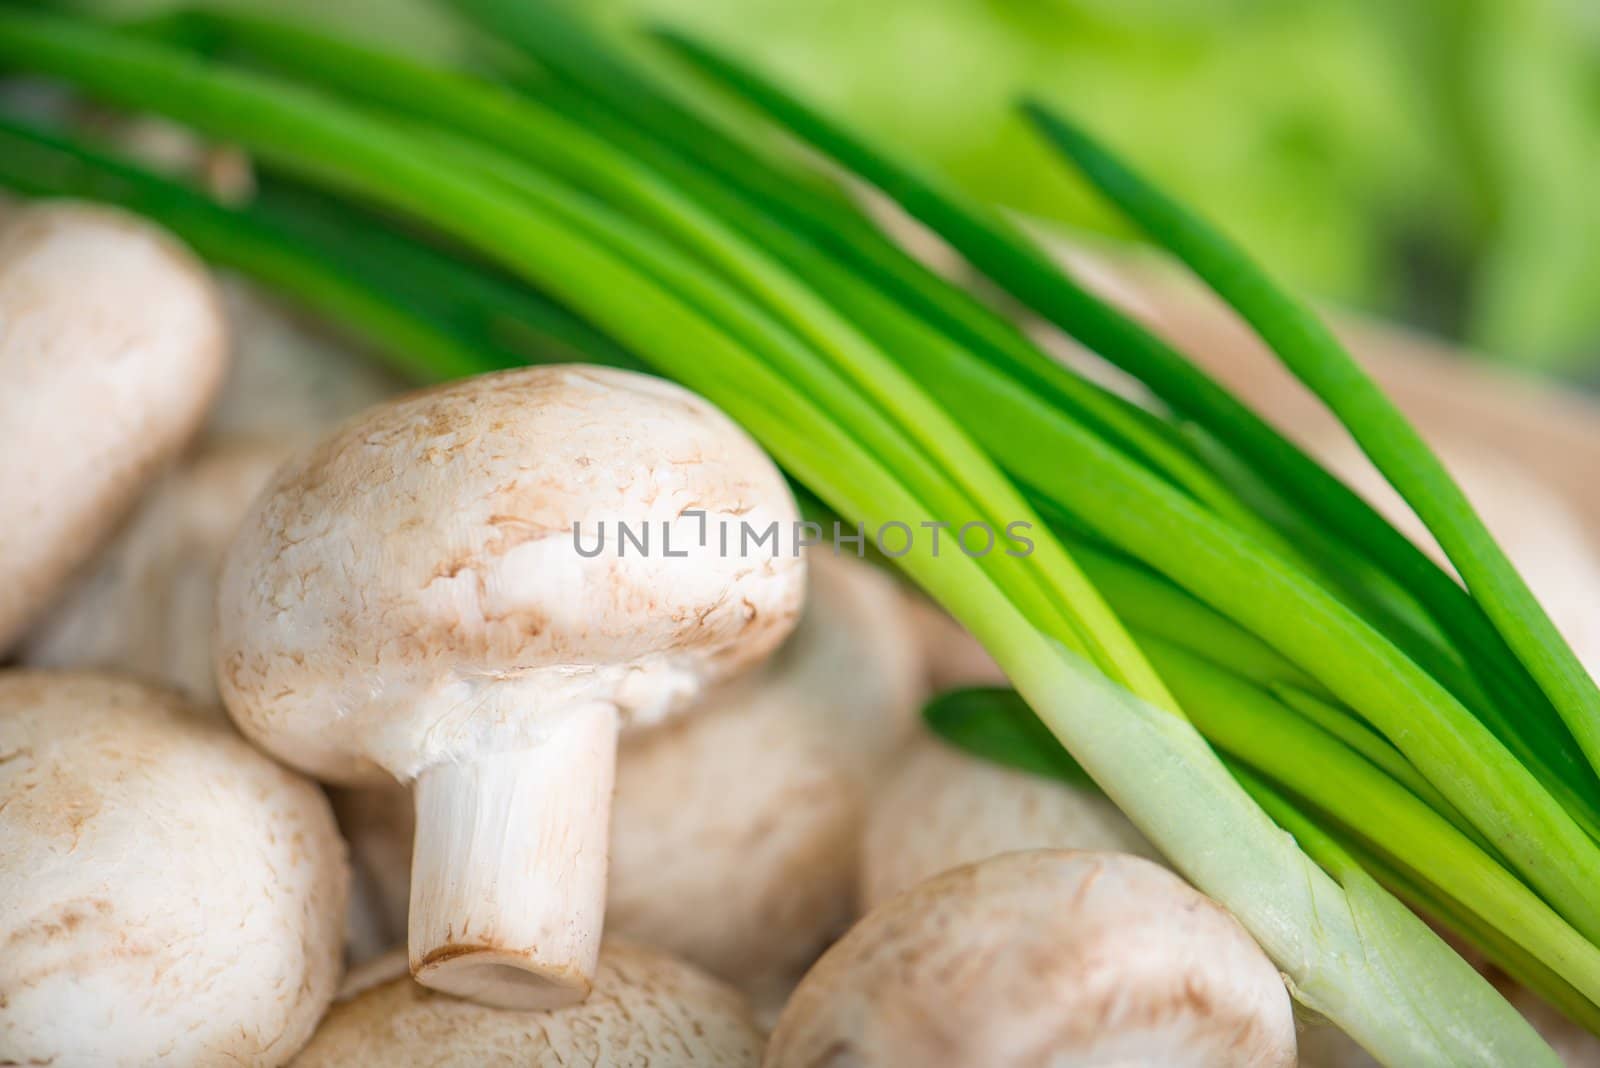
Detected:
left=8, top=200, right=1600, bottom=1068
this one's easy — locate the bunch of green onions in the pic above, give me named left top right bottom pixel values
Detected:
left=2, top=3, right=1599, bottom=1062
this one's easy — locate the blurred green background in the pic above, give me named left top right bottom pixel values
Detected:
left=598, top=0, right=1600, bottom=376
left=69, top=0, right=1600, bottom=374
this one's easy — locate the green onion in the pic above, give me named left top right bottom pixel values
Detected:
left=1234, top=765, right=1600, bottom=1046
left=936, top=680, right=1599, bottom=1041
left=1023, top=101, right=1600, bottom=788
left=427, top=2, right=1285, bottom=526
left=415, top=19, right=1600, bottom=911
left=1147, top=639, right=1600, bottom=1009
left=922, top=688, right=1098, bottom=791
left=653, top=26, right=1596, bottom=825
left=0, top=6, right=1587, bottom=1060
left=143, top=6, right=1174, bottom=702
left=294, top=16, right=1600, bottom=908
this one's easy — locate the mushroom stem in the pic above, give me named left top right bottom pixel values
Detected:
left=408, top=702, right=619, bottom=1009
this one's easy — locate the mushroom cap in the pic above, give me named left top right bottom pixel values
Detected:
left=21, top=438, right=298, bottom=707
left=294, top=941, right=763, bottom=1067
left=0, top=671, right=347, bottom=1067
left=333, top=553, right=926, bottom=985
left=768, top=850, right=1296, bottom=1068
left=0, top=203, right=228, bottom=650
left=608, top=552, right=925, bottom=994
left=216, top=365, right=805, bottom=783
left=862, top=730, right=1160, bottom=909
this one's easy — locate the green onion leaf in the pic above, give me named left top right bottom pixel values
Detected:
left=922, top=687, right=1098, bottom=791
left=1023, top=100, right=1600, bottom=786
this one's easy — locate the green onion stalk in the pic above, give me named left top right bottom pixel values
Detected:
left=0, top=5, right=1596, bottom=1062
left=651, top=25, right=1600, bottom=829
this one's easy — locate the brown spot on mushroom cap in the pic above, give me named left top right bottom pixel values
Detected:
left=216, top=364, right=805, bottom=782
left=861, top=730, right=1160, bottom=910
left=0, top=671, right=348, bottom=1067
left=0, top=203, right=228, bottom=652
left=767, top=850, right=1297, bottom=1068
left=294, top=941, right=763, bottom=1067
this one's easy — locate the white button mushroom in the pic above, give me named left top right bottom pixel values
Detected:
left=19, top=270, right=406, bottom=707
left=330, top=552, right=924, bottom=1001
left=0, top=203, right=228, bottom=650
left=768, top=850, right=1297, bottom=1068
left=12, top=432, right=386, bottom=966
left=216, top=365, right=806, bottom=1008
left=293, top=941, right=764, bottom=1068
left=607, top=551, right=923, bottom=1004
left=0, top=671, right=347, bottom=1067
left=863, top=730, right=1160, bottom=910
left=856, top=582, right=1164, bottom=915
left=20, top=438, right=298, bottom=706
